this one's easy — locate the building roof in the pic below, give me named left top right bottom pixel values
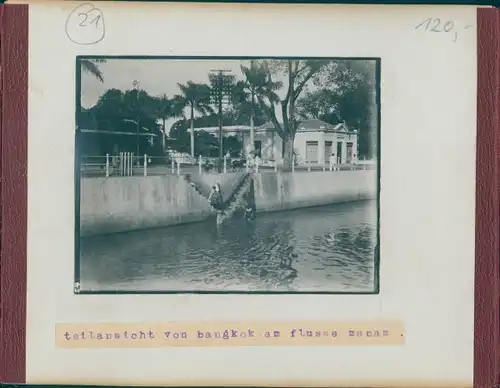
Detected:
left=257, top=119, right=353, bottom=133
left=194, top=125, right=251, bottom=133
left=78, top=128, right=158, bottom=137
left=192, top=119, right=357, bottom=135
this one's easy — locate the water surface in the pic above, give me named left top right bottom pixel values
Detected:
left=79, top=200, right=378, bottom=292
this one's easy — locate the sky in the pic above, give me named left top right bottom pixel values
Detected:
left=80, top=59, right=257, bottom=109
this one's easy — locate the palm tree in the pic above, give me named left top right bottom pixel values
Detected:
left=239, top=61, right=282, bottom=154
left=153, top=94, right=183, bottom=152
left=80, top=59, right=106, bottom=82
left=175, top=82, right=212, bottom=158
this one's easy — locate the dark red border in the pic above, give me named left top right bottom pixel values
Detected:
left=0, top=4, right=499, bottom=387
left=0, top=4, right=28, bottom=384
left=476, top=8, right=500, bottom=388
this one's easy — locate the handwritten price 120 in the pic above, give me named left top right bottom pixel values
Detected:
left=415, top=18, right=473, bottom=43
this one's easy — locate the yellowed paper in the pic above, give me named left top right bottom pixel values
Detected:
left=26, top=1, right=477, bottom=386
left=56, top=321, right=404, bottom=348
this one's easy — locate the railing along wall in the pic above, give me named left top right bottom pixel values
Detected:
left=80, top=153, right=376, bottom=178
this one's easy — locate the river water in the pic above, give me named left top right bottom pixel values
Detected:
left=79, top=200, right=378, bottom=293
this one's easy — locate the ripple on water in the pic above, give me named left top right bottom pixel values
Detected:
left=79, top=200, right=378, bottom=292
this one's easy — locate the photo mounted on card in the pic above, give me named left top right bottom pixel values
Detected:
left=5, top=1, right=488, bottom=387
left=76, top=56, right=380, bottom=294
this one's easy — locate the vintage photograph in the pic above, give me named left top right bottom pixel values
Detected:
left=75, top=57, right=380, bottom=293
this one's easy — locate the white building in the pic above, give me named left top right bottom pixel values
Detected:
left=193, top=119, right=359, bottom=165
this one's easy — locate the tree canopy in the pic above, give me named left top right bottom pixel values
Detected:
left=297, top=60, right=377, bottom=157
left=84, top=88, right=160, bottom=134
left=169, top=115, right=243, bottom=157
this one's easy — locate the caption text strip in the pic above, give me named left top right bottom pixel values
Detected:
left=56, top=321, right=404, bottom=348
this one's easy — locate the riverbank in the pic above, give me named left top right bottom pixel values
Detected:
left=80, top=170, right=377, bottom=237
left=253, top=170, right=376, bottom=213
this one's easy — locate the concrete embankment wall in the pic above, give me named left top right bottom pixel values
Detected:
left=80, top=173, right=246, bottom=237
left=252, top=170, right=377, bottom=213
left=80, top=170, right=377, bottom=237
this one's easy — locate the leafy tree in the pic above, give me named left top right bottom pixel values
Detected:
left=196, top=131, right=220, bottom=157
left=80, top=59, right=106, bottom=82
left=80, top=88, right=163, bottom=156
left=296, top=60, right=377, bottom=158
left=169, top=120, right=219, bottom=157
left=169, top=119, right=191, bottom=154
left=295, top=89, right=342, bottom=123
left=91, top=88, right=127, bottom=132
left=77, top=107, right=98, bottom=129
left=168, top=117, right=242, bottom=157
left=174, top=82, right=213, bottom=158
left=223, top=135, right=243, bottom=157
left=223, top=105, right=267, bottom=127
left=254, top=59, right=330, bottom=167
left=91, top=88, right=158, bottom=129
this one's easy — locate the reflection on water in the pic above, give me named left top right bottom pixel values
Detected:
left=79, top=200, right=378, bottom=292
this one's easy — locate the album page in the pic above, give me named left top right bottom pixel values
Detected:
left=26, top=2, right=477, bottom=386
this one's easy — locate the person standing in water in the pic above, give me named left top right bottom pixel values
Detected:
left=243, top=203, right=256, bottom=221
left=208, top=183, right=224, bottom=225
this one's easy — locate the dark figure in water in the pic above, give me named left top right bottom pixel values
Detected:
left=244, top=205, right=256, bottom=221
left=208, top=183, right=225, bottom=225
left=208, top=184, right=223, bottom=210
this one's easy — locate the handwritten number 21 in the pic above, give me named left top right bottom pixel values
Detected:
left=415, top=18, right=454, bottom=33
left=78, top=12, right=100, bottom=28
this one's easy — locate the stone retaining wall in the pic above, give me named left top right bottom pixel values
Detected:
left=80, top=170, right=377, bottom=237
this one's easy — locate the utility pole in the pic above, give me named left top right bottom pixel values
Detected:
left=209, top=69, right=234, bottom=170
left=133, top=80, right=140, bottom=166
